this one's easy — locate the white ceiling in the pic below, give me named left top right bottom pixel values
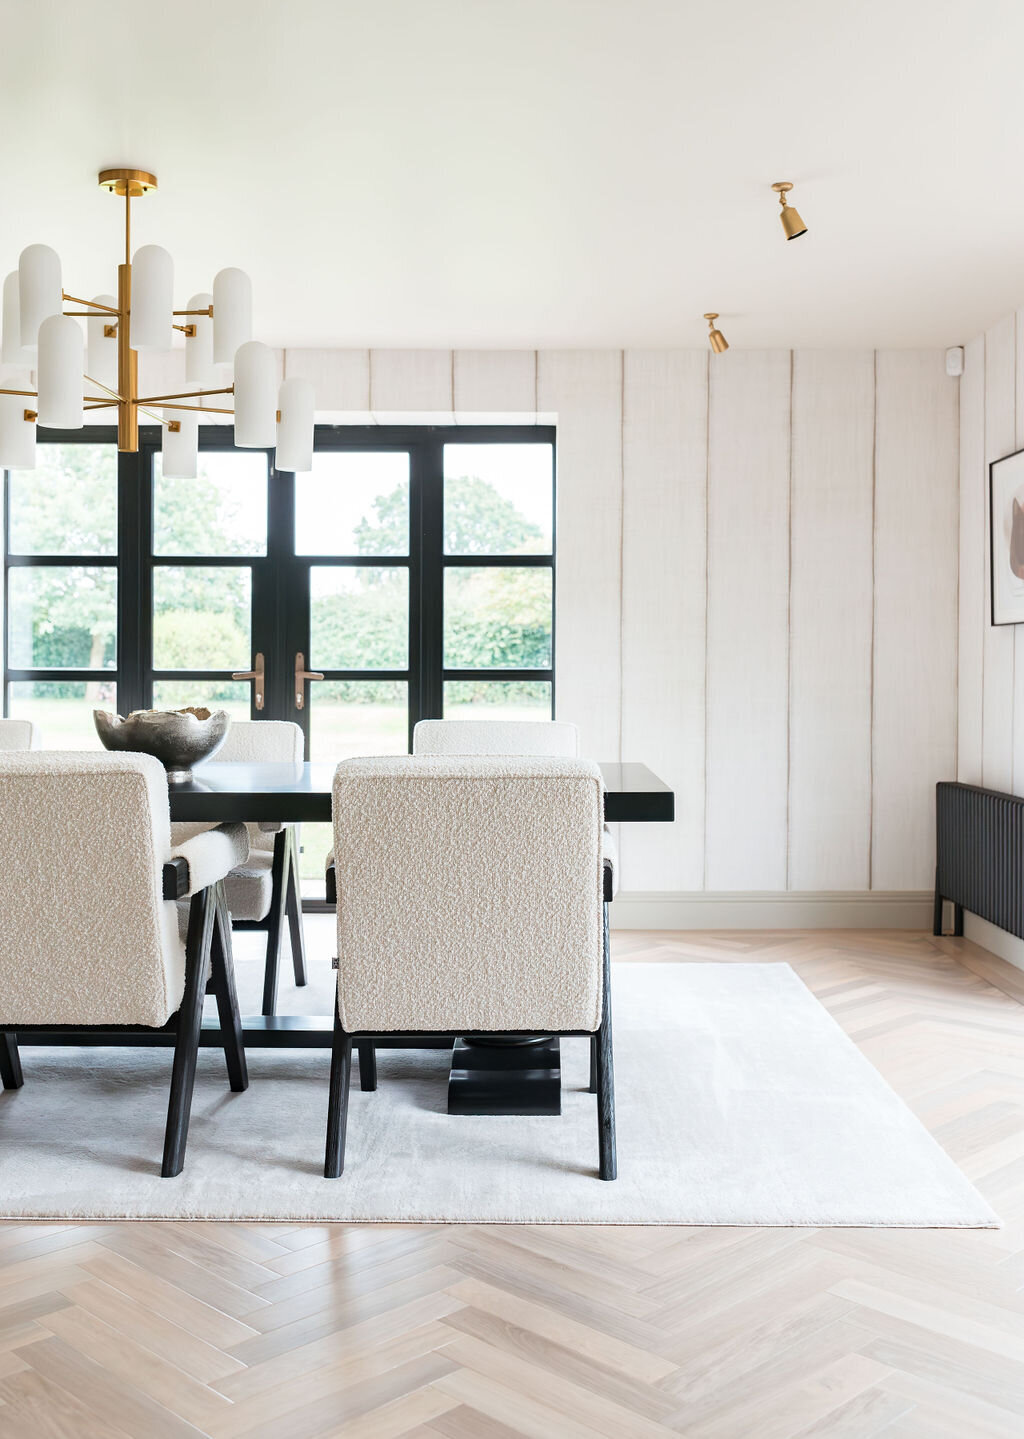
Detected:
left=2, top=0, right=1023, bottom=350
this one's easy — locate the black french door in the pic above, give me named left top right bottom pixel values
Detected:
left=4, top=424, right=556, bottom=760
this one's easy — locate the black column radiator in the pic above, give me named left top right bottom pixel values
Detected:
left=934, top=781, right=1024, bottom=938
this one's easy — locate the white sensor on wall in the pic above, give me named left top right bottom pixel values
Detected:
left=946, top=346, right=965, bottom=377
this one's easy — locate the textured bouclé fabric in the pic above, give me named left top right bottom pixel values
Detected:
left=333, top=756, right=604, bottom=1033
left=412, top=719, right=580, bottom=757
left=0, top=719, right=37, bottom=751
left=411, top=719, right=619, bottom=897
left=0, top=752, right=241, bottom=1027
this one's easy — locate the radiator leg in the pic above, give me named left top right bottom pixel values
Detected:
left=954, top=903, right=964, bottom=937
left=933, top=877, right=944, bottom=937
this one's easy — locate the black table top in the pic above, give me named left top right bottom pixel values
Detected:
left=167, top=760, right=674, bottom=824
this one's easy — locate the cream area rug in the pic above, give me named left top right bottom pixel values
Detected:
left=0, top=922, right=997, bottom=1225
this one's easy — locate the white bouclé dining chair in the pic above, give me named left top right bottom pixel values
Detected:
left=171, top=720, right=307, bottom=1016
left=0, top=752, right=251, bottom=1177
left=0, top=719, right=39, bottom=750
left=324, top=755, right=616, bottom=1181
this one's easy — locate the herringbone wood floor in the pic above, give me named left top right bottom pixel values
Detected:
left=1, top=930, right=1023, bottom=1438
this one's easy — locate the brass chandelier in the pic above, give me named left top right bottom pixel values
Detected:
left=0, top=167, right=314, bottom=477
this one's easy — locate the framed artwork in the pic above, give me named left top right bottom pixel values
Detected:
left=991, top=448, right=1024, bottom=624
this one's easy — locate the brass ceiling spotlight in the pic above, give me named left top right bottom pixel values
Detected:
left=772, top=181, right=807, bottom=239
left=704, top=313, right=728, bottom=354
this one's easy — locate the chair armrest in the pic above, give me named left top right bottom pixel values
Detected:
left=168, top=822, right=250, bottom=898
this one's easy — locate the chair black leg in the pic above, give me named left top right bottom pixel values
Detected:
left=595, top=901, right=617, bottom=1181
left=261, top=831, right=289, bottom=1017
left=357, top=1040, right=377, bottom=1092
left=325, top=1004, right=353, bottom=1178
left=588, top=1034, right=598, bottom=1093
left=162, top=888, right=215, bottom=1178
left=209, top=883, right=248, bottom=1093
left=285, top=828, right=308, bottom=988
left=0, top=1033, right=23, bottom=1090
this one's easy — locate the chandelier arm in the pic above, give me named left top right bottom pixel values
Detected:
left=84, top=374, right=124, bottom=402
left=172, top=307, right=214, bottom=317
left=62, top=293, right=120, bottom=315
left=0, top=388, right=39, bottom=399
left=157, top=402, right=236, bottom=415
left=84, top=401, right=119, bottom=410
left=134, top=386, right=234, bottom=404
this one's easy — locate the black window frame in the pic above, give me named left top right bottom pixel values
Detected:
left=3, top=423, right=556, bottom=750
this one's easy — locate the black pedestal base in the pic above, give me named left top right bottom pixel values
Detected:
left=447, top=1036, right=561, bottom=1115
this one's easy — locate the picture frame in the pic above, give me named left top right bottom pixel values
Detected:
left=990, top=448, right=1024, bottom=624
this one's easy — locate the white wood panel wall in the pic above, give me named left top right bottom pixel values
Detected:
left=620, top=350, right=708, bottom=891
left=274, top=345, right=960, bottom=897
left=958, top=334, right=985, bottom=785
left=872, top=351, right=958, bottom=889
left=788, top=351, right=875, bottom=890
left=536, top=351, right=624, bottom=764
left=982, top=317, right=1016, bottom=793
left=705, top=350, right=792, bottom=890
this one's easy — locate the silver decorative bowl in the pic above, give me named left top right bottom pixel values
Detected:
left=94, top=707, right=231, bottom=782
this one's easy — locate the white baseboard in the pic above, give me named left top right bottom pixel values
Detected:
left=609, top=890, right=934, bottom=930
left=963, top=913, right=1024, bottom=973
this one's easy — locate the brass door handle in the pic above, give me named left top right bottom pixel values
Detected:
left=294, top=651, right=324, bottom=710
left=232, top=651, right=265, bottom=711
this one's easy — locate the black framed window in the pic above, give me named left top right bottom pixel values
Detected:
left=3, top=425, right=556, bottom=756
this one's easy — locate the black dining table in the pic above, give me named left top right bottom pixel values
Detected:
left=32, top=760, right=675, bottom=1116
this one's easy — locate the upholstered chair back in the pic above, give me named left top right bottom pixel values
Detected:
left=0, top=752, right=185, bottom=1027
left=217, top=720, right=304, bottom=764
left=413, top=719, right=579, bottom=758
left=332, top=755, right=605, bottom=1033
left=0, top=719, right=38, bottom=750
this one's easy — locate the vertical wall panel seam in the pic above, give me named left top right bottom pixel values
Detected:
left=449, top=351, right=455, bottom=414
left=954, top=347, right=961, bottom=782
left=367, top=349, right=374, bottom=417
left=868, top=350, right=878, bottom=890
left=618, top=351, right=625, bottom=769
left=785, top=350, right=795, bottom=891
left=1013, top=314, right=1018, bottom=794
left=702, top=349, right=711, bottom=891
left=982, top=331, right=988, bottom=787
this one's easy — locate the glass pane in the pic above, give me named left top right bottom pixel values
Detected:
left=7, top=566, right=117, bottom=669
left=443, top=567, right=552, bottom=669
left=295, top=452, right=410, bottom=556
left=8, top=445, right=118, bottom=556
left=444, top=443, right=553, bottom=555
left=153, top=566, right=252, bottom=670
left=310, top=567, right=408, bottom=670
left=8, top=680, right=117, bottom=749
left=152, top=680, right=252, bottom=724
left=443, top=680, right=553, bottom=722
left=154, top=451, right=268, bottom=557
left=301, top=679, right=408, bottom=893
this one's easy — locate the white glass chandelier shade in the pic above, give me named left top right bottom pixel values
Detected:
left=130, top=245, right=173, bottom=350
left=276, top=378, right=314, bottom=472
left=0, top=394, right=36, bottom=469
left=161, top=408, right=199, bottom=479
left=36, top=316, right=84, bottom=428
left=184, top=291, right=215, bottom=386
left=233, top=341, right=276, bottom=446
left=212, top=268, right=251, bottom=364
left=2, top=273, right=33, bottom=365
left=18, top=244, right=62, bottom=350
left=86, top=294, right=118, bottom=392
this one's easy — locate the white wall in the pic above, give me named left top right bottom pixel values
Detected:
left=958, top=313, right=1024, bottom=967
left=280, top=346, right=959, bottom=926
left=77, top=345, right=963, bottom=925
